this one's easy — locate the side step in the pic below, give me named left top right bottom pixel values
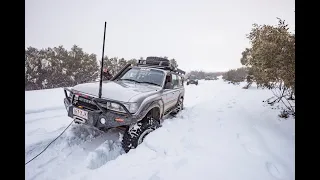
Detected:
left=163, top=104, right=180, bottom=116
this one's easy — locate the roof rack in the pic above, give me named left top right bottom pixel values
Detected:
left=137, top=58, right=185, bottom=75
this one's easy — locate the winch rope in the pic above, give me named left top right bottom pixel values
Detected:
left=25, top=119, right=75, bottom=165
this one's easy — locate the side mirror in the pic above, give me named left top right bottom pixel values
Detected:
left=164, top=82, right=173, bottom=89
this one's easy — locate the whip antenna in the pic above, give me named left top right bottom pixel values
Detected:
left=98, top=22, right=107, bottom=98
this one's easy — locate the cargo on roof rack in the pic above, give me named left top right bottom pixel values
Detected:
left=146, top=56, right=170, bottom=62
left=137, top=56, right=185, bottom=75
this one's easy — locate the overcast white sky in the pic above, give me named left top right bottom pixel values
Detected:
left=25, top=0, right=294, bottom=72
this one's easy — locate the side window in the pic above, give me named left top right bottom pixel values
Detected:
left=179, top=76, right=183, bottom=86
left=172, top=74, right=179, bottom=88
left=165, top=74, right=172, bottom=88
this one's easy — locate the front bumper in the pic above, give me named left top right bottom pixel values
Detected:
left=63, top=89, right=141, bottom=129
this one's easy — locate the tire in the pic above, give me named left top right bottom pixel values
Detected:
left=171, top=97, right=184, bottom=115
left=122, top=115, right=160, bottom=153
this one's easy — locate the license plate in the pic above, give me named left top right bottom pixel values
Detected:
left=73, top=107, right=88, bottom=120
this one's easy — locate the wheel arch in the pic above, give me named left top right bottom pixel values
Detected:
left=139, top=99, right=163, bottom=123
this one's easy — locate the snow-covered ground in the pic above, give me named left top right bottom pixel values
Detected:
left=25, top=78, right=295, bottom=180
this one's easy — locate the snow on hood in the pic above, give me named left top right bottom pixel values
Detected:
left=71, top=80, right=162, bottom=102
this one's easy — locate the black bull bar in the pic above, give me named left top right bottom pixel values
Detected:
left=63, top=87, right=133, bottom=118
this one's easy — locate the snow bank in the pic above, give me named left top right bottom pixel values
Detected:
left=25, top=87, right=69, bottom=114
left=25, top=87, right=73, bottom=147
left=25, top=79, right=294, bottom=180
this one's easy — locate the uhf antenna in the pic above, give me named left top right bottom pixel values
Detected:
left=98, top=22, right=107, bottom=98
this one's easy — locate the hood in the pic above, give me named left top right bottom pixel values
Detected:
left=71, top=80, right=162, bottom=102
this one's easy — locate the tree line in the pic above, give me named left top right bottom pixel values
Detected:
left=187, top=71, right=224, bottom=79
left=25, top=46, right=179, bottom=91
left=222, top=67, right=248, bottom=84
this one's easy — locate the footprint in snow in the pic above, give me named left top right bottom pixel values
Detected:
left=237, top=133, right=267, bottom=158
left=149, top=171, right=161, bottom=180
left=227, top=106, right=233, bottom=108
left=216, top=118, right=224, bottom=128
left=174, top=158, right=188, bottom=169
left=219, top=123, right=224, bottom=128
left=265, top=161, right=287, bottom=179
left=242, top=144, right=263, bottom=156
left=236, top=133, right=253, bottom=144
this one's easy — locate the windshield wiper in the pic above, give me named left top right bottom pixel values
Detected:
left=139, top=81, right=161, bottom=86
left=122, top=79, right=160, bottom=86
left=121, top=79, right=141, bottom=83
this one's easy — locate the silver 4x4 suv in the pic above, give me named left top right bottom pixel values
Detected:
left=63, top=57, right=186, bottom=152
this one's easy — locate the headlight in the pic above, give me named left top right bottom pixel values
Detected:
left=124, top=102, right=139, bottom=113
left=98, top=102, right=139, bottom=113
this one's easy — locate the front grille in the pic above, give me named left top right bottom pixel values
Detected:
left=72, top=94, right=126, bottom=114
left=73, top=95, right=99, bottom=111
left=76, top=100, right=99, bottom=110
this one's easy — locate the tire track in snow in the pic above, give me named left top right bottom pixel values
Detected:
left=26, top=114, right=66, bottom=124
left=25, top=124, right=122, bottom=180
left=25, top=106, right=65, bottom=114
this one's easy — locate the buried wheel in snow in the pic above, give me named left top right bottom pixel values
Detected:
left=121, top=115, right=160, bottom=153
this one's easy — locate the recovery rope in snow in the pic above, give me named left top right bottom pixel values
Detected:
left=25, top=119, right=75, bottom=165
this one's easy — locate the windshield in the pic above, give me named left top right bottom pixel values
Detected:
left=119, top=67, right=165, bottom=87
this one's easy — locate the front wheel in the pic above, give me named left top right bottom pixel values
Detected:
left=122, top=115, right=160, bottom=153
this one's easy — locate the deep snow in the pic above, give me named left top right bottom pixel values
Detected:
left=25, top=78, right=295, bottom=180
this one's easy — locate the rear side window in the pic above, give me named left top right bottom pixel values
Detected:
left=172, top=74, right=184, bottom=88
left=172, top=74, right=179, bottom=88
left=178, top=76, right=183, bottom=86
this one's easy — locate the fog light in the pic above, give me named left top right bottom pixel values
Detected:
left=100, top=118, right=106, bottom=124
left=115, top=118, right=124, bottom=122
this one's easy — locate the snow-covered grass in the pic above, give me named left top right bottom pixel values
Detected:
left=25, top=87, right=67, bottom=114
left=25, top=78, right=294, bottom=180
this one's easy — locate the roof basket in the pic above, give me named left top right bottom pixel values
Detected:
left=137, top=56, right=185, bottom=75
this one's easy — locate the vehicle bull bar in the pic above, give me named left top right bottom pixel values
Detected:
left=63, top=87, right=132, bottom=117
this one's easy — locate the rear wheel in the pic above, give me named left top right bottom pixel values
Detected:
left=122, top=114, right=160, bottom=153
